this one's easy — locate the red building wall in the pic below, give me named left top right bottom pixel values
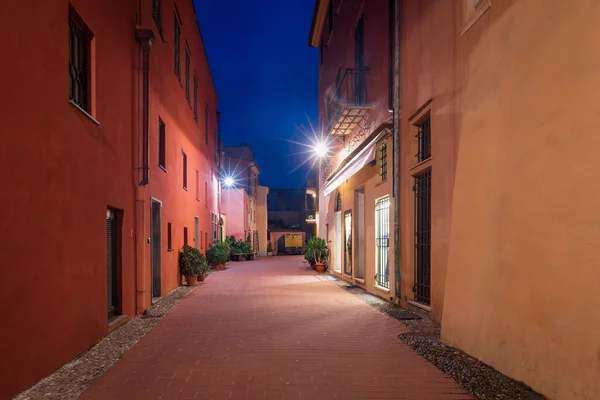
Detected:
left=0, top=0, right=218, bottom=397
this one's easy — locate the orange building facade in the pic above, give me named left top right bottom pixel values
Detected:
left=0, top=0, right=219, bottom=398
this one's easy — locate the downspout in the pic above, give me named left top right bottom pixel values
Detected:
left=393, top=0, right=402, bottom=301
left=135, top=27, right=154, bottom=314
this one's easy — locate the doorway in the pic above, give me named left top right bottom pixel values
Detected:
left=151, top=199, right=162, bottom=300
left=414, top=169, right=432, bottom=305
left=355, top=190, right=365, bottom=279
left=194, top=216, right=199, bottom=249
left=375, top=196, right=390, bottom=289
left=106, top=208, right=121, bottom=320
left=334, top=212, right=342, bottom=272
left=344, top=211, right=352, bottom=276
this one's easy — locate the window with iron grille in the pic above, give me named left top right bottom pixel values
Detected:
left=416, top=116, right=431, bottom=162
left=380, top=142, right=388, bottom=181
left=193, top=74, right=198, bottom=122
left=68, top=12, right=91, bottom=112
left=334, top=191, right=342, bottom=212
left=413, top=169, right=431, bottom=305
left=185, top=44, right=190, bottom=102
left=204, top=104, right=209, bottom=145
left=174, top=11, right=181, bottom=80
left=196, top=170, right=200, bottom=200
left=152, top=0, right=162, bottom=36
left=158, top=118, right=166, bottom=170
left=182, top=150, right=187, bottom=190
left=183, top=227, right=188, bottom=246
left=375, top=196, right=390, bottom=289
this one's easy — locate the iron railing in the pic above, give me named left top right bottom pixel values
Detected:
left=414, top=169, right=431, bottom=305
left=326, top=68, right=369, bottom=135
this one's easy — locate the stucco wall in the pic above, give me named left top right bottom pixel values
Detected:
left=222, top=188, right=248, bottom=240
left=442, top=1, right=600, bottom=398
left=256, top=185, right=269, bottom=255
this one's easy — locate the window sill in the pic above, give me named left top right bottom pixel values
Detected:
left=374, top=179, right=388, bottom=189
left=167, top=248, right=173, bottom=252
left=460, top=0, right=491, bottom=36
left=68, top=100, right=100, bottom=125
left=409, top=157, right=432, bottom=173
left=353, top=278, right=365, bottom=284
left=407, top=300, right=431, bottom=312
left=183, top=187, right=188, bottom=192
left=159, top=165, right=167, bottom=173
left=374, top=285, right=390, bottom=293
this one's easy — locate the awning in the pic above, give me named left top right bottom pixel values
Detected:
left=322, top=139, right=377, bottom=196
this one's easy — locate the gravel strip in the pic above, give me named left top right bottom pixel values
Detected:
left=14, top=283, right=199, bottom=400
left=328, top=274, right=545, bottom=400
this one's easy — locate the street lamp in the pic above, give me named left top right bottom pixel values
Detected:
left=313, top=140, right=328, bottom=158
left=224, top=176, right=235, bottom=187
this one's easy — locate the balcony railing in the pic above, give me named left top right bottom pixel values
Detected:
left=305, top=209, right=317, bottom=222
left=326, top=68, right=370, bottom=136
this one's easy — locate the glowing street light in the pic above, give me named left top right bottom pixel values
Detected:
left=313, top=141, right=328, bottom=158
left=224, top=176, right=235, bottom=187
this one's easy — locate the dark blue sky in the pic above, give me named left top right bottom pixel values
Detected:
left=195, top=1, right=318, bottom=189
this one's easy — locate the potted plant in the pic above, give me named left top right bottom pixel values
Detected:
left=198, top=257, right=210, bottom=282
left=179, top=244, right=203, bottom=286
left=305, top=237, right=328, bottom=272
left=267, top=241, right=274, bottom=256
left=206, top=241, right=229, bottom=270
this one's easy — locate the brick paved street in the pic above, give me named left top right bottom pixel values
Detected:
left=80, top=256, right=472, bottom=400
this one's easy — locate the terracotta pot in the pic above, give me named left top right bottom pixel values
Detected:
left=186, top=275, right=198, bottom=286
left=198, top=272, right=206, bottom=282
left=315, top=263, right=326, bottom=273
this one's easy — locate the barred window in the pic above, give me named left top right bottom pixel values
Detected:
left=204, top=104, right=209, bottom=145
left=68, top=12, right=91, bottom=111
left=380, top=142, right=388, bottom=181
left=416, top=116, right=431, bottom=162
left=174, top=12, right=181, bottom=80
left=185, top=44, right=190, bottom=102
left=193, top=74, right=198, bottom=122
left=152, top=0, right=162, bottom=35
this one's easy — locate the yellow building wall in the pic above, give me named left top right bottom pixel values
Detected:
left=442, top=1, right=600, bottom=399
left=256, top=185, right=269, bottom=255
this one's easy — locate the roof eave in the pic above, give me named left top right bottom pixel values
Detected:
left=308, top=0, right=327, bottom=47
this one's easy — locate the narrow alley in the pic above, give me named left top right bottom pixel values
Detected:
left=80, top=256, right=472, bottom=400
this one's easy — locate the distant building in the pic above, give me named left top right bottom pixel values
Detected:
left=221, top=145, right=269, bottom=255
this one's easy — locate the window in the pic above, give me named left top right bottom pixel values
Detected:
left=205, top=232, right=208, bottom=249
left=205, top=182, right=208, bottom=206
left=193, top=74, right=198, bottom=122
left=375, top=196, right=390, bottom=288
left=200, top=230, right=203, bottom=249
left=204, top=104, right=209, bottom=145
left=414, top=169, right=432, bottom=305
left=328, top=0, right=334, bottom=36
left=182, top=150, right=187, bottom=190
left=183, top=227, right=188, bottom=246
left=185, top=43, right=190, bottom=102
left=416, top=116, right=431, bottom=162
left=158, top=118, right=166, bottom=170
left=174, top=11, right=181, bottom=80
left=380, top=142, right=388, bottom=181
left=167, top=222, right=172, bottom=251
left=334, top=191, right=342, bottom=212
left=152, top=0, right=162, bottom=36
left=68, top=9, right=91, bottom=112
left=196, top=170, right=200, bottom=200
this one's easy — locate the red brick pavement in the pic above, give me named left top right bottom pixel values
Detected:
left=80, top=256, right=473, bottom=400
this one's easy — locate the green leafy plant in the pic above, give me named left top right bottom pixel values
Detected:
left=226, top=236, right=254, bottom=254
left=305, top=237, right=328, bottom=267
left=179, top=245, right=206, bottom=277
left=206, top=242, right=229, bottom=266
left=267, top=241, right=273, bottom=253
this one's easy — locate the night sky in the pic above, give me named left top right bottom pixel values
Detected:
left=195, top=1, right=318, bottom=189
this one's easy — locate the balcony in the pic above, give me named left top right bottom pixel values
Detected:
left=305, top=209, right=317, bottom=223
left=326, top=68, right=370, bottom=136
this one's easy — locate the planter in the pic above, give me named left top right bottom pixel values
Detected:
left=315, top=263, right=326, bottom=273
left=267, top=252, right=273, bottom=256
left=186, top=275, right=198, bottom=286
left=198, top=272, right=206, bottom=282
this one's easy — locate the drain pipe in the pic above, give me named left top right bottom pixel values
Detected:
left=135, top=27, right=154, bottom=314
left=392, top=0, right=402, bottom=302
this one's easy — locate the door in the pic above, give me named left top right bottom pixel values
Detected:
left=334, top=212, right=342, bottom=272
left=354, top=14, right=365, bottom=105
left=151, top=199, right=162, bottom=300
left=414, top=170, right=432, bottom=305
left=106, top=209, right=119, bottom=319
left=355, top=190, right=365, bottom=279
left=375, top=197, right=390, bottom=288
left=194, top=216, right=199, bottom=249
left=344, top=211, right=352, bottom=276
